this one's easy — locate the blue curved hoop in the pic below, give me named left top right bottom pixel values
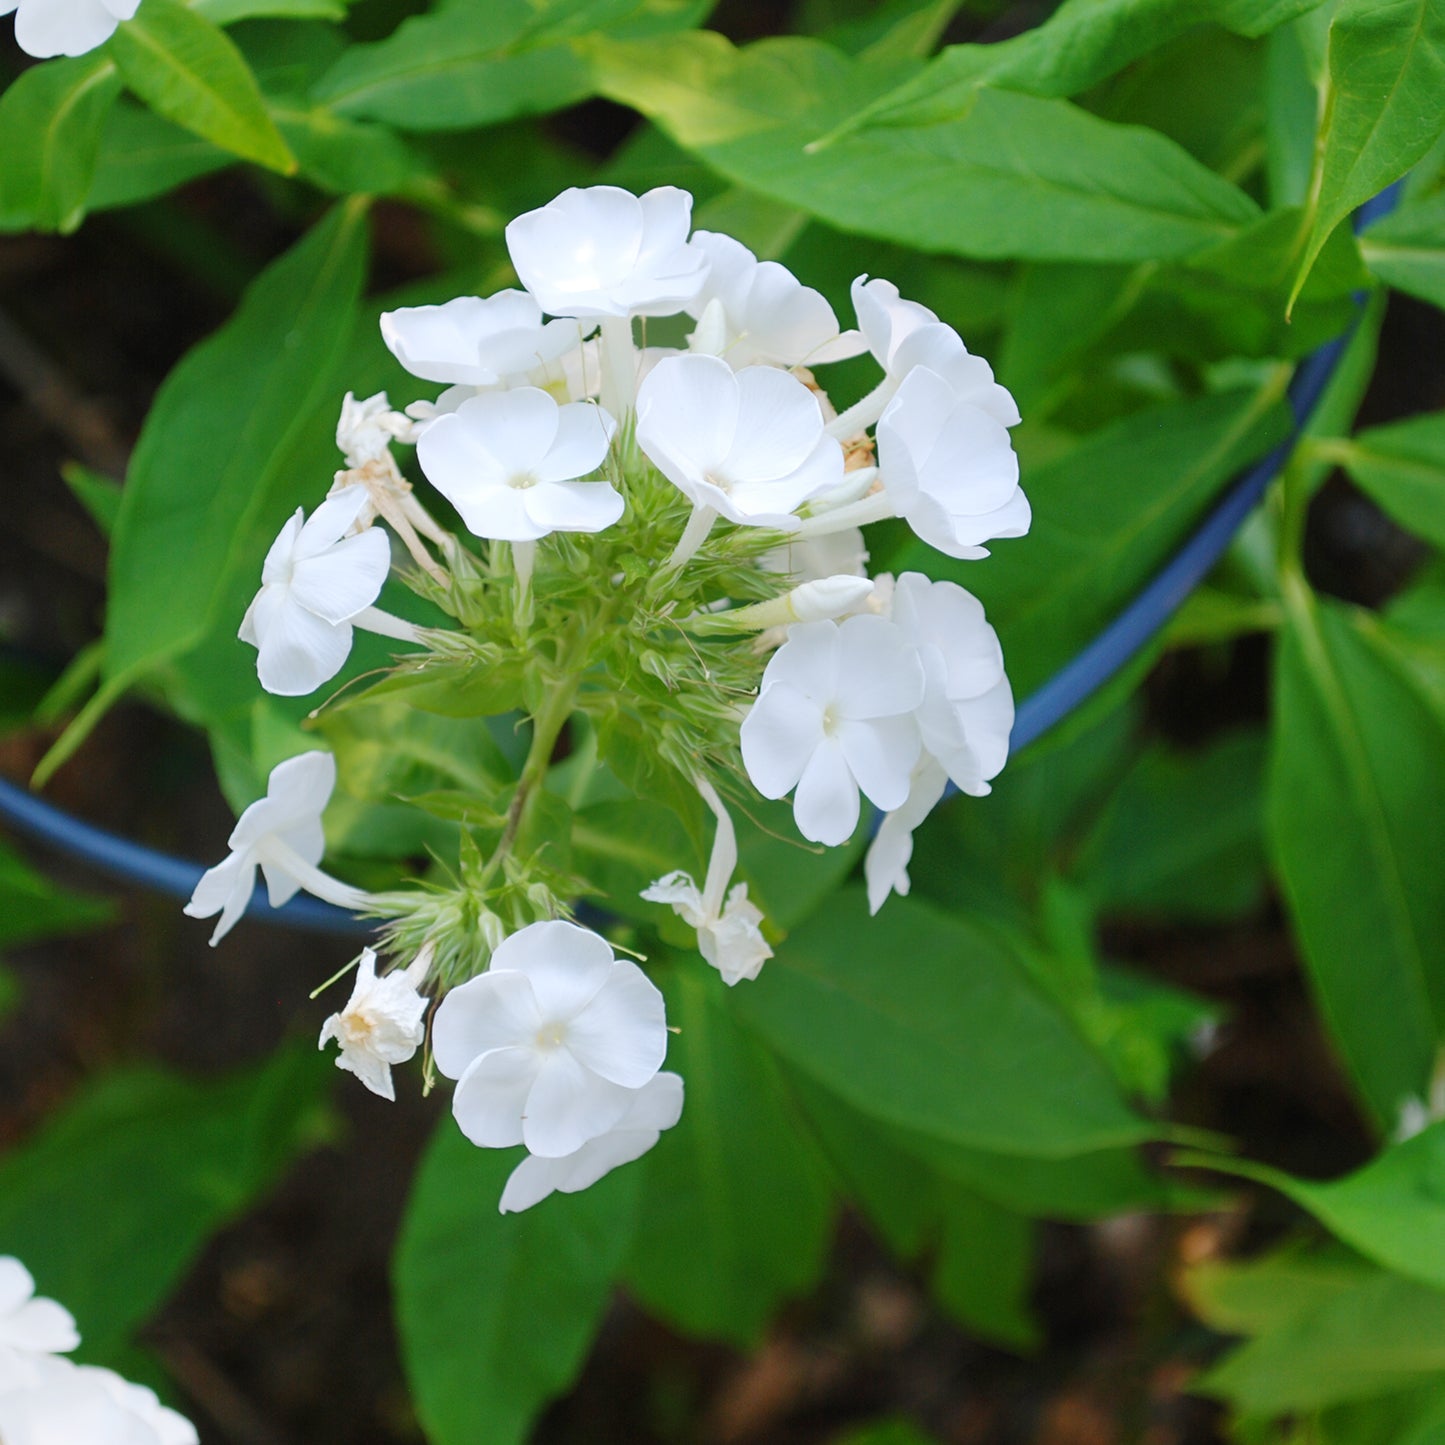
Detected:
left=0, top=184, right=1405, bottom=938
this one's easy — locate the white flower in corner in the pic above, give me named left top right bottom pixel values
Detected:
left=642, top=777, right=772, bottom=985
left=637, top=353, right=843, bottom=529
left=318, top=948, right=430, bottom=1101
left=417, top=388, right=620, bottom=542
left=864, top=757, right=949, bottom=916
left=432, top=920, right=668, bottom=1159
left=240, top=485, right=392, bottom=696
left=380, top=291, right=583, bottom=388
left=0, top=1259, right=77, bottom=1392
left=506, top=185, right=708, bottom=319
left=875, top=366, right=1030, bottom=559
left=5, top=0, right=138, bottom=59
left=0, top=1356, right=197, bottom=1445
left=740, top=615, right=925, bottom=846
left=499, top=1072, right=684, bottom=1213
left=685, top=232, right=864, bottom=369
left=185, top=751, right=368, bottom=945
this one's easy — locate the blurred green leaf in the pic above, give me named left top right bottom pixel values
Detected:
left=833, top=1422, right=943, bottom=1445
left=734, top=889, right=1147, bottom=1157
left=584, top=32, right=1262, bottom=265
left=0, top=55, right=123, bottom=233
left=61, top=462, right=124, bottom=537
left=0, top=841, right=114, bottom=947
left=1268, top=590, right=1445, bottom=1127
left=394, top=1117, right=639, bottom=1445
left=110, top=0, right=296, bottom=172
left=0, top=1045, right=332, bottom=1366
left=196, top=0, right=345, bottom=23
left=1361, top=190, right=1445, bottom=309
left=1333, top=411, right=1445, bottom=550
left=623, top=968, right=834, bottom=1345
left=86, top=100, right=231, bottom=212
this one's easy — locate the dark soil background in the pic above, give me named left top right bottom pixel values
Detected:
left=2, top=45, right=1444, bottom=1445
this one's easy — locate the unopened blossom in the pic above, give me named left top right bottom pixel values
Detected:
left=417, top=388, right=620, bottom=542
left=185, top=751, right=369, bottom=945
left=763, top=526, right=869, bottom=584
left=864, top=758, right=948, bottom=916
left=499, top=1072, right=684, bottom=1213
left=432, top=920, right=668, bottom=1159
left=0, top=1356, right=197, bottom=1445
left=381, top=292, right=583, bottom=388
left=240, top=485, right=393, bottom=696
left=874, top=366, right=1030, bottom=559
left=0, top=1260, right=76, bottom=1392
left=685, top=232, right=864, bottom=369
left=890, top=571, right=1014, bottom=795
left=642, top=777, right=772, bottom=985
left=506, top=185, right=708, bottom=320
left=5, top=0, right=138, bottom=58
left=637, top=354, right=843, bottom=562
left=740, top=615, right=925, bottom=846
left=318, top=947, right=430, bottom=1101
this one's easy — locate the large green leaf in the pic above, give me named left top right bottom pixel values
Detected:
left=85, top=100, right=231, bottom=212
left=394, top=1117, right=639, bottom=1445
left=584, top=32, right=1261, bottom=265
left=623, top=968, right=834, bottom=1344
left=110, top=0, right=295, bottom=171
left=1290, top=0, right=1445, bottom=307
left=1267, top=590, right=1445, bottom=1127
left=733, top=889, right=1147, bottom=1157
left=0, top=1046, right=330, bottom=1366
left=1360, top=190, right=1445, bottom=310
left=313, top=0, right=713, bottom=131
left=103, top=201, right=368, bottom=698
left=1333, top=410, right=1445, bottom=549
left=0, top=54, right=122, bottom=233
left=893, top=386, right=1289, bottom=695
left=0, top=841, right=114, bottom=948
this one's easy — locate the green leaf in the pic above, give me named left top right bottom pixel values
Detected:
left=0, top=841, right=114, bottom=948
left=103, top=200, right=367, bottom=698
left=62, top=462, right=124, bottom=537
left=1290, top=0, right=1445, bottom=308
left=834, top=1422, right=943, bottom=1445
left=1360, top=190, right=1445, bottom=309
left=1333, top=411, right=1445, bottom=549
left=314, top=0, right=713, bottom=132
left=1267, top=590, right=1445, bottom=1127
left=394, top=1117, right=639, bottom=1445
left=931, top=1192, right=1038, bottom=1351
left=733, top=888, right=1147, bottom=1157
left=86, top=99, right=231, bottom=212
left=894, top=386, right=1290, bottom=695
left=0, top=54, right=122, bottom=234
left=195, top=0, right=345, bottom=24
left=110, top=0, right=296, bottom=172
left=0, top=1046, right=331, bottom=1365
left=584, top=32, right=1262, bottom=265
left=623, top=968, right=834, bottom=1344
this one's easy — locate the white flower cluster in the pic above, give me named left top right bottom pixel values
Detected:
left=188, top=183, right=1025, bottom=1209
left=0, top=1257, right=197, bottom=1445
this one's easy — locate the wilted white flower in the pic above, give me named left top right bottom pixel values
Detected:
left=318, top=947, right=430, bottom=1101
left=685, top=232, right=864, bottom=369
left=874, top=367, right=1030, bottom=559
left=185, top=751, right=369, bottom=945
left=239, top=485, right=394, bottom=696
left=642, top=777, right=772, bottom=985
left=740, top=615, right=925, bottom=846
left=864, top=758, right=949, bottom=915
left=499, top=1072, right=684, bottom=1213
left=416, top=388, right=620, bottom=542
left=381, top=292, right=583, bottom=388
left=335, top=391, right=414, bottom=468
left=0, top=1356, right=197, bottom=1445
left=506, top=185, right=708, bottom=320
left=5, top=0, right=138, bottom=58
left=637, top=354, right=843, bottom=563
left=432, top=920, right=668, bottom=1159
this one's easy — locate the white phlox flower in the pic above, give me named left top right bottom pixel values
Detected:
left=185, top=751, right=371, bottom=945
left=318, top=946, right=431, bottom=1101
left=431, top=920, right=668, bottom=1159
left=416, top=388, right=621, bottom=542
left=637, top=353, right=844, bottom=566
left=685, top=231, right=864, bottom=369
left=505, top=185, right=708, bottom=320
left=239, top=485, right=401, bottom=697
left=381, top=292, right=584, bottom=389
left=872, top=366, right=1030, bottom=560
left=335, top=390, right=416, bottom=468
left=891, top=571, right=1014, bottom=795
left=0, top=1356, right=197, bottom=1445
left=499, top=1072, right=684, bottom=1214
left=740, top=614, right=925, bottom=846
left=864, top=757, right=948, bottom=916
left=641, top=776, right=772, bottom=985
left=5, top=0, right=138, bottom=58
left=0, top=1260, right=77, bottom=1392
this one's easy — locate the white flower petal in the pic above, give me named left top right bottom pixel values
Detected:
left=566, top=960, right=668, bottom=1087
left=255, top=603, right=354, bottom=697
left=792, top=736, right=861, bottom=846
left=430, top=969, right=541, bottom=1080
left=451, top=1047, right=539, bottom=1148
left=13, top=0, right=121, bottom=56
left=833, top=614, right=925, bottom=720
left=491, top=919, right=616, bottom=1021
left=837, top=714, right=920, bottom=812
left=637, top=353, right=739, bottom=479
left=523, top=480, right=624, bottom=535
left=533, top=402, right=616, bottom=483
left=865, top=759, right=948, bottom=915
left=740, top=681, right=826, bottom=799
left=287, top=528, right=390, bottom=625
left=522, top=1049, right=634, bottom=1158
